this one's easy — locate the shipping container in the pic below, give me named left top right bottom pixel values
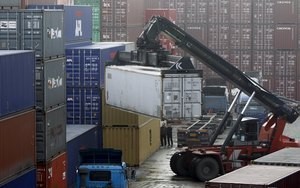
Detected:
left=74, top=0, right=101, bottom=42
left=208, top=0, right=230, bottom=24
left=66, top=87, right=101, bottom=125
left=274, top=25, right=297, bottom=49
left=36, top=105, right=66, bottom=162
left=0, top=9, right=64, bottom=59
left=253, top=50, right=275, bottom=76
left=230, top=0, right=251, bottom=24
left=26, top=5, right=93, bottom=47
left=207, top=24, right=229, bottom=49
left=230, top=24, right=252, bottom=50
left=57, top=0, right=73, bottom=5
left=36, top=57, right=66, bottom=111
left=274, top=76, right=297, bottom=99
left=105, top=66, right=202, bottom=120
left=99, top=42, right=136, bottom=51
left=253, top=24, right=274, bottom=50
left=37, top=152, right=67, bottom=188
left=103, top=115, right=161, bottom=166
left=205, top=165, right=300, bottom=188
left=186, top=24, right=207, bottom=46
left=0, top=110, right=35, bottom=183
left=274, top=50, right=297, bottom=77
left=274, top=0, right=297, bottom=23
left=0, top=168, right=36, bottom=188
left=0, top=50, right=35, bottom=117
left=126, top=25, right=144, bottom=42
left=66, top=43, right=125, bottom=88
left=230, top=50, right=252, bottom=72
left=145, top=9, right=176, bottom=24
left=127, top=0, right=145, bottom=26
left=253, top=147, right=300, bottom=166
left=66, top=124, right=100, bottom=188
left=0, top=0, right=57, bottom=9
left=253, top=0, right=275, bottom=24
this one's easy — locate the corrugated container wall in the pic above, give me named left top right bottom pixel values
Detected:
left=0, top=51, right=35, bottom=117
left=67, top=87, right=101, bottom=125
left=274, top=0, right=298, bottom=23
left=105, top=66, right=202, bottom=121
left=0, top=0, right=57, bottom=9
left=37, top=152, right=67, bottom=188
left=74, top=0, right=101, bottom=42
left=0, top=168, right=36, bottom=188
left=36, top=105, right=66, bottom=162
left=102, top=115, right=160, bottom=166
left=0, top=10, right=64, bottom=60
left=65, top=43, right=125, bottom=88
left=0, top=110, right=36, bottom=183
left=36, top=57, right=66, bottom=111
left=66, top=124, right=100, bottom=188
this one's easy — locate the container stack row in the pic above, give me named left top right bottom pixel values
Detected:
left=0, top=51, right=36, bottom=187
left=145, top=0, right=300, bottom=100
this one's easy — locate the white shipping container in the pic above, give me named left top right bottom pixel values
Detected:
left=105, top=65, right=202, bottom=120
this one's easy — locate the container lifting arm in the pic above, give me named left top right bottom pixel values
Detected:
left=137, top=16, right=299, bottom=123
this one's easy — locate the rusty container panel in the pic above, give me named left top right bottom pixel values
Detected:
left=0, top=110, right=35, bottom=183
left=102, top=115, right=160, bottom=166
left=274, top=0, right=297, bottom=23
left=274, top=25, right=297, bottom=49
left=253, top=50, right=275, bottom=76
left=37, top=152, right=67, bottom=188
left=127, top=0, right=145, bottom=26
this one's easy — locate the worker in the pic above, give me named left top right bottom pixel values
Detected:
left=160, top=121, right=167, bottom=147
left=167, top=123, right=173, bottom=147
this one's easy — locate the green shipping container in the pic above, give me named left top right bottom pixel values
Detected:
left=74, top=0, right=101, bottom=42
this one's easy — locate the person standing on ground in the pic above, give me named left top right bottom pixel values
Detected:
left=167, top=123, right=173, bottom=147
left=160, top=121, right=167, bottom=147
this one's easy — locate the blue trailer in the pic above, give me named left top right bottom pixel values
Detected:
left=76, top=148, right=128, bottom=188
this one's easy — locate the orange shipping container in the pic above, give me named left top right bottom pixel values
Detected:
left=37, top=152, right=67, bottom=188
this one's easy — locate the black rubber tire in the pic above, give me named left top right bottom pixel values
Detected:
left=188, top=157, right=202, bottom=179
left=170, top=152, right=181, bottom=175
left=175, top=153, right=190, bottom=177
left=194, top=157, right=219, bottom=182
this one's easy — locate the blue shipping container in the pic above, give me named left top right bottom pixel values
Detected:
left=66, top=124, right=100, bottom=188
left=67, top=87, right=101, bottom=125
left=0, top=50, right=35, bottom=117
left=0, top=168, right=36, bottom=188
left=66, top=43, right=125, bottom=87
left=27, top=5, right=93, bottom=47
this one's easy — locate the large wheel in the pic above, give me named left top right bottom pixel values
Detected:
left=175, top=153, right=190, bottom=177
left=170, top=152, right=181, bottom=175
left=188, top=157, right=201, bottom=179
left=194, top=157, right=219, bottom=182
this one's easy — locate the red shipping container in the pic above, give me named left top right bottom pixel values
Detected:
left=274, top=25, right=297, bottom=49
left=274, top=0, right=297, bottom=23
left=37, top=152, right=67, bottom=188
left=0, top=109, right=36, bottom=183
left=145, top=9, right=176, bottom=23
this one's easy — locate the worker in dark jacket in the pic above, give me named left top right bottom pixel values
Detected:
left=160, top=121, right=167, bottom=147
left=167, top=124, right=173, bottom=147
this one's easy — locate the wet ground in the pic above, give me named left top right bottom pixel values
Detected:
left=128, top=117, right=300, bottom=188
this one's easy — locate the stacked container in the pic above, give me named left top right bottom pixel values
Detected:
left=0, top=51, right=36, bottom=186
left=0, top=7, right=67, bottom=187
left=145, top=0, right=300, bottom=101
left=73, top=0, right=102, bottom=42
left=66, top=124, right=100, bottom=187
left=65, top=42, right=125, bottom=125
left=0, top=0, right=57, bottom=9
left=145, top=9, right=177, bottom=53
